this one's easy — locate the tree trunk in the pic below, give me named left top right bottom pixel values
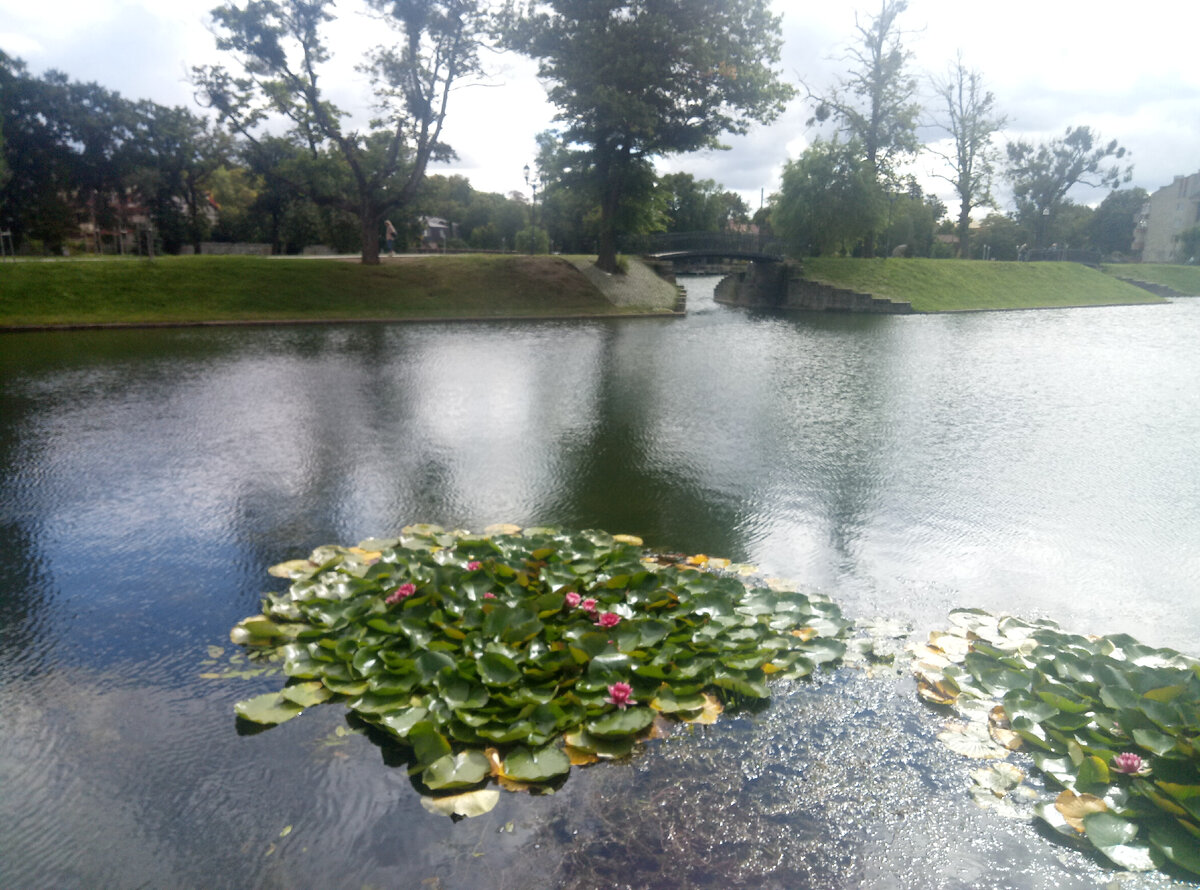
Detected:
left=594, top=143, right=628, bottom=274
left=957, top=207, right=971, bottom=258
left=360, top=206, right=381, bottom=265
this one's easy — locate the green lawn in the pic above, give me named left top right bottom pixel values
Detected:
left=802, top=258, right=1165, bottom=312
left=0, top=254, right=653, bottom=327
left=1101, top=263, right=1200, bottom=296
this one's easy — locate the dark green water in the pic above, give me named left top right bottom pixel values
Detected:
left=2, top=278, right=1198, bottom=888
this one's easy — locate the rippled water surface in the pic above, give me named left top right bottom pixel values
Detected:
left=2, top=278, right=1199, bottom=888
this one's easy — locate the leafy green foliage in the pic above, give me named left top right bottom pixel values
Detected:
left=927, top=56, right=1007, bottom=257
left=1005, top=125, right=1132, bottom=248
left=801, top=0, right=920, bottom=257
left=194, top=0, right=488, bottom=264
left=913, top=610, right=1200, bottom=877
left=772, top=138, right=882, bottom=257
left=505, top=0, right=793, bottom=271
left=231, top=526, right=850, bottom=802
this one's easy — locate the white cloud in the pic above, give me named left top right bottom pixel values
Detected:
left=3, top=0, right=1196, bottom=213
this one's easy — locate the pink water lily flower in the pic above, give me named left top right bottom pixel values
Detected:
left=466, top=561, right=482, bottom=571
left=1112, top=752, right=1150, bottom=775
left=605, top=681, right=636, bottom=710
left=385, top=582, right=416, bottom=605
left=580, top=597, right=598, bottom=614
left=482, top=592, right=497, bottom=599
left=564, top=592, right=582, bottom=608
left=595, top=611, right=621, bottom=629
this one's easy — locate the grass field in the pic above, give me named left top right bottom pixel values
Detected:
left=0, top=254, right=670, bottom=328
left=802, top=257, right=1166, bottom=312
left=1101, top=263, right=1200, bottom=296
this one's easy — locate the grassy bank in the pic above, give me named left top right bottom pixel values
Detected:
left=1100, top=263, right=1200, bottom=296
left=0, top=254, right=673, bottom=328
left=802, top=257, right=1166, bottom=312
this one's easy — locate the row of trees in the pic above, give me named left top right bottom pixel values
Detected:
left=0, top=51, right=234, bottom=254
left=1, top=0, right=1150, bottom=266
left=2, top=0, right=789, bottom=267
left=772, top=1, right=1135, bottom=260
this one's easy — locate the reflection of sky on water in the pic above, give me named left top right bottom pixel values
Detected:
left=3, top=283, right=1200, bottom=887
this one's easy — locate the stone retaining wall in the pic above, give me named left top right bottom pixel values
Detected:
left=1113, top=277, right=1195, bottom=298
left=714, top=261, right=913, bottom=314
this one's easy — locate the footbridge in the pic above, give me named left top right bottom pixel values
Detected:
left=623, top=231, right=786, bottom=263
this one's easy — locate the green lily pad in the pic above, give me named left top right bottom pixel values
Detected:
left=1150, top=821, right=1200, bottom=876
left=377, top=707, right=428, bottom=738
left=503, top=745, right=571, bottom=782
left=586, top=707, right=655, bottom=738
left=235, top=692, right=304, bottom=725
left=477, top=652, right=521, bottom=686
left=1083, top=811, right=1138, bottom=847
left=422, top=750, right=491, bottom=790
left=280, top=681, right=333, bottom=707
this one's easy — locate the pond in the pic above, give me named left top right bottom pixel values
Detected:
left=2, top=277, right=1198, bottom=888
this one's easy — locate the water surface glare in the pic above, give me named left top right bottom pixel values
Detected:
left=2, top=277, right=1198, bottom=888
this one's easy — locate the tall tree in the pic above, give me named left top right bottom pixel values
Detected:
left=1005, top=126, right=1132, bottom=248
left=804, top=0, right=920, bottom=257
left=0, top=52, right=138, bottom=251
left=928, top=56, right=1006, bottom=257
left=505, top=0, right=793, bottom=272
left=1087, top=187, right=1147, bottom=258
left=657, top=172, right=749, bottom=233
left=195, top=0, right=486, bottom=264
left=129, top=103, right=232, bottom=253
left=772, top=137, right=882, bottom=257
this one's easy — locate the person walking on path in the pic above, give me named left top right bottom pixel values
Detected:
left=385, top=220, right=397, bottom=257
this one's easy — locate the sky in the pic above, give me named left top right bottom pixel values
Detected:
left=2, top=0, right=1198, bottom=218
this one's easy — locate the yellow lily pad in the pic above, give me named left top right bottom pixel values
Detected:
left=1055, top=789, right=1109, bottom=832
left=419, top=788, right=499, bottom=818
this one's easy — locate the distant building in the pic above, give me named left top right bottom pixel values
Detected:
left=419, top=216, right=457, bottom=251
left=1138, top=172, right=1200, bottom=263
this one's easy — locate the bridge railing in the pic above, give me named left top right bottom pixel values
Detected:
left=620, top=231, right=785, bottom=258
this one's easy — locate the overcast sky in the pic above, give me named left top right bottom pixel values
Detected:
left=3, top=0, right=1197, bottom=216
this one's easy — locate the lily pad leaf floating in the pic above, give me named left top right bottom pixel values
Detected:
left=223, top=525, right=852, bottom=815
left=915, top=609, right=1200, bottom=879
left=419, top=787, right=500, bottom=818
left=235, top=692, right=304, bottom=725
left=422, top=750, right=491, bottom=791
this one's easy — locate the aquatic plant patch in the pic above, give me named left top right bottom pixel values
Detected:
left=229, top=525, right=850, bottom=810
left=912, top=609, right=1200, bottom=877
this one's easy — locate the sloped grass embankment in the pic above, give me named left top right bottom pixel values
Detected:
left=802, top=258, right=1167, bottom=313
left=0, top=254, right=669, bottom=328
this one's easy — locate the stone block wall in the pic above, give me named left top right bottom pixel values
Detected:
left=714, top=261, right=913, bottom=314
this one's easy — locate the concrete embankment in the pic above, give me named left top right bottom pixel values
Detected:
left=565, top=256, right=683, bottom=312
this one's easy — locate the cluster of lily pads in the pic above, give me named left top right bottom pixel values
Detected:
left=231, top=524, right=849, bottom=804
left=912, top=609, right=1200, bottom=877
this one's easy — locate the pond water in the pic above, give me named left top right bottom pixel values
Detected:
left=2, top=277, right=1199, bottom=888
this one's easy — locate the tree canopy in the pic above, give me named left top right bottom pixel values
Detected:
left=772, top=138, right=881, bottom=257
left=928, top=56, right=1006, bottom=257
left=1005, top=126, right=1132, bottom=248
left=804, top=0, right=919, bottom=256
left=505, top=0, right=793, bottom=271
left=194, top=0, right=487, bottom=263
